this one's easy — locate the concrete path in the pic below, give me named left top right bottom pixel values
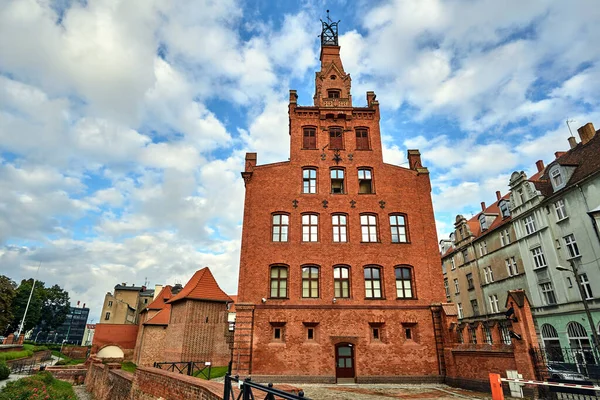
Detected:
left=73, top=385, right=94, bottom=400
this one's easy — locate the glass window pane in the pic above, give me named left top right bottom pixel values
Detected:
left=311, top=288, right=318, bottom=297
left=310, top=169, right=316, bottom=178
left=342, top=268, right=348, bottom=278
left=281, top=215, right=288, bottom=224
left=311, top=215, right=318, bottom=224
left=273, top=215, right=280, bottom=224
left=338, top=347, right=351, bottom=356
left=372, top=268, right=379, bottom=278
left=332, top=215, right=339, bottom=224
left=368, top=215, right=376, bottom=224
left=364, top=268, right=372, bottom=279
left=271, top=268, right=279, bottom=277
left=340, top=215, right=346, bottom=224
left=345, top=359, right=352, bottom=368
left=403, top=269, right=411, bottom=279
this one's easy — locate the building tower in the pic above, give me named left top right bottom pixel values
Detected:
left=234, top=16, right=446, bottom=383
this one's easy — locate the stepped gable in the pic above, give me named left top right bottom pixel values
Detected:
left=146, top=285, right=173, bottom=310
left=167, top=267, right=232, bottom=304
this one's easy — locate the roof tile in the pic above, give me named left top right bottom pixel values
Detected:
left=167, top=267, right=232, bottom=304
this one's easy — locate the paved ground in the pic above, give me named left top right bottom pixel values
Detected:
left=73, top=385, right=94, bottom=400
left=294, top=384, right=493, bottom=400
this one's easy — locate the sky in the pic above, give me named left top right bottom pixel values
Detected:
left=1, top=0, right=599, bottom=324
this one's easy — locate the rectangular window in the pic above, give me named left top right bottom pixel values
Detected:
left=531, top=247, right=547, bottom=269
left=372, top=327, right=380, bottom=340
left=484, top=324, right=493, bottom=344
left=499, top=322, right=512, bottom=344
left=302, top=127, right=316, bottom=149
left=302, top=266, right=319, bottom=298
left=332, top=214, right=347, bottom=242
left=307, top=328, right=314, bottom=340
left=270, top=267, right=288, bottom=298
left=104, top=312, right=110, bottom=320
left=471, top=299, right=479, bottom=316
left=444, top=279, right=450, bottom=299
left=505, top=257, right=519, bottom=276
left=468, top=324, right=477, bottom=343
left=360, top=214, right=378, bottom=242
left=364, top=267, right=382, bottom=298
left=356, top=129, right=369, bottom=150
left=302, top=214, right=318, bottom=242
left=330, top=169, right=345, bottom=194
left=358, top=169, right=373, bottom=193
left=564, top=234, right=580, bottom=258
left=329, top=127, right=343, bottom=149
left=483, top=266, right=494, bottom=283
left=500, top=201, right=510, bottom=218
left=451, top=258, right=455, bottom=270
left=462, top=249, right=469, bottom=263
left=303, top=169, right=316, bottom=194
left=405, top=328, right=412, bottom=340
left=466, top=273, right=474, bottom=290
left=524, top=215, right=536, bottom=235
left=333, top=266, right=350, bottom=298
left=500, top=229, right=511, bottom=246
left=580, top=273, right=593, bottom=300
left=457, top=303, right=463, bottom=319
left=272, top=214, right=289, bottom=242
left=540, top=282, right=557, bottom=305
left=395, top=267, right=413, bottom=298
left=327, top=89, right=340, bottom=98
left=454, top=278, right=460, bottom=294
left=555, top=199, right=567, bottom=220
left=551, top=168, right=563, bottom=187
left=390, top=215, right=408, bottom=243
left=273, top=327, right=283, bottom=341
left=488, top=294, right=499, bottom=313
left=108, top=301, right=113, bottom=307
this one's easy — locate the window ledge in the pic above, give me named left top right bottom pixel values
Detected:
left=566, top=255, right=582, bottom=261
left=360, top=241, right=381, bottom=244
left=358, top=192, right=376, bottom=195
left=556, top=216, right=569, bottom=223
left=468, top=287, right=475, bottom=291
left=364, top=297, right=386, bottom=300
left=396, top=297, right=417, bottom=300
left=391, top=241, right=411, bottom=245
left=533, top=265, right=548, bottom=270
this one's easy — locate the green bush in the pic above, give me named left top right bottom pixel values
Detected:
left=0, top=371, right=76, bottom=400
left=121, top=361, right=137, bottom=373
left=0, top=360, right=9, bottom=380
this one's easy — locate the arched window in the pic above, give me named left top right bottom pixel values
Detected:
left=567, top=321, right=595, bottom=364
left=302, top=213, right=319, bottom=242
left=358, top=168, right=373, bottom=193
left=302, top=266, right=319, bottom=298
left=364, top=265, right=383, bottom=299
left=330, top=168, right=345, bottom=194
left=271, top=213, right=289, bottom=242
left=360, top=214, right=378, bottom=242
left=389, top=214, right=408, bottom=243
left=355, top=128, right=370, bottom=150
left=302, top=168, right=317, bottom=194
left=333, top=265, right=350, bottom=298
left=541, top=324, right=564, bottom=362
left=302, top=126, right=317, bottom=149
left=270, top=265, right=288, bottom=298
left=332, top=214, right=348, bottom=243
left=394, top=266, right=414, bottom=299
left=329, top=127, right=344, bottom=149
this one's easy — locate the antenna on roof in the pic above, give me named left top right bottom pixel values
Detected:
left=144, top=276, right=149, bottom=286
left=566, top=119, right=576, bottom=137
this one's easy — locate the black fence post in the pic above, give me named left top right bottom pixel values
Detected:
left=223, top=373, right=231, bottom=400
left=242, top=377, right=252, bottom=400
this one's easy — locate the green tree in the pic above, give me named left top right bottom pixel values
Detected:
left=0, top=276, right=16, bottom=335
left=39, top=284, right=70, bottom=330
left=10, top=279, right=44, bottom=332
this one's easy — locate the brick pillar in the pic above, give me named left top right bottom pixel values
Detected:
left=490, top=322, right=502, bottom=345
left=475, top=322, right=485, bottom=344
left=232, top=303, right=255, bottom=376
left=505, top=290, right=539, bottom=380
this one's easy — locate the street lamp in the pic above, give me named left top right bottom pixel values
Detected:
left=556, top=260, right=600, bottom=350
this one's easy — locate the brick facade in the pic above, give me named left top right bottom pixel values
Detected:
left=234, top=22, right=446, bottom=382
left=92, top=324, right=139, bottom=360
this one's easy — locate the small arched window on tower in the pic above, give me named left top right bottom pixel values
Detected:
left=327, top=89, right=341, bottom=98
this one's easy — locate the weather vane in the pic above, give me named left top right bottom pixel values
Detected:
left=320, top=10, right=340, bottom=46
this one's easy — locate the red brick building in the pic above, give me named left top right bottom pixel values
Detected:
left=233, top=19, right=446, bottom=383
left=133, top=285, right=173, bottom=366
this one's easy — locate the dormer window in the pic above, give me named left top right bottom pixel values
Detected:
left=327, top=89, right=341, bottom=98
left=479, top=214, right=487, bottom=231
left=499, top=200, right=510, bottom=218
left=550, top=167, right=565, bottom=190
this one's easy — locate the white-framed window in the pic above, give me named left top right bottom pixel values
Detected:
left=462, top=249, right=469, bottom=263
left=444, top=278, right=450, bottom=299
left=390, top=214, right=408, bottom=243
left=483, top=266, right=494, bottom=283
left=302, top=214, right=318, bottom=242
left=332, top=214, right=347, bottom=243
left=505, top=257, right=519, bottom=276
left=540, top=282, right=557, bottom=305
left=479, top=214, right=487, bottom=231
left=360, top=214, right=378, bottom=242
left=531, top=247, right=547, bottom=269
left=457, top=303, right=463, bottom=319
left=580, top=273, right=593, bottom=300
left=551, top=168, right=563, bottom=188
left=488, top=295, right=499, bottom=313
left=478, top=241, right=487, bottom=257
left=330, top=169, right=345, bottom=194
left=272, top=214, right=290, bottom=242
left=524, top=215, right=536, bottom=235
left=500, top=229, right=511, bottom=246
left=466, top=273, right=474, bottom=290
left=454, top=278, right=460, bottom=294
left=302, top=168, right=317, bottom=193
left=564, top=234, right=580, bottom=258
left=450, top=257, right=456, bottom=270
left=555, top=199, right=567, bottom=220
left=499, top=200, right=510, bottom=218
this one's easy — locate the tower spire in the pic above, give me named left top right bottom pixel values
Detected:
left=320, top=10, right=340, bottom=46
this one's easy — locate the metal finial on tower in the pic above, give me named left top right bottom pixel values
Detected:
left=320, top=10, right=340, bottom=46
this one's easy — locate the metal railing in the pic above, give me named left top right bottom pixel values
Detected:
left=531, top=346, right=600, bottom=384
left=153, top=361, right=212, bottom=379
left=223, top=374, right=309, bottom=400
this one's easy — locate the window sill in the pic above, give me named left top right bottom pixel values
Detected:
left=268, top=297, right=289, bottom=300
left=556, top=216, right=569, bottom=223
left=358, top=192, right=376, bottom=195
left=364, top=297, right=386, bottom=300
left=396, top=297, right=417, bottom=300
left=468, top=287, right=475, bottom=291
left=533, top=265, right=548, bottom=270
left=391, top=241, right=411, bottom=245
left=566, top=255, right=582, bottom=261
left=354, top=148, right=372, bottom=151
left=301, top=148, right=318, bottom=151
left=360, top=241, right=381, bottom=244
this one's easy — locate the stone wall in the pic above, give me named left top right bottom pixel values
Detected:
left=62, top=346, right=89, bottom=359
left=85, top=363, right=133, bottom=400
left=46, top=365, right=87, bottom=385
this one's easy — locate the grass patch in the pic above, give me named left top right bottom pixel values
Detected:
left=121, top=361, right=137, bottom=373
left=52, top=351, right=85, bottom=366
left=0, top=371, right=77, bottom=400
left=23, top=344, right=49, bottom=353
left=193, top=366, right=229, bottom=380
left=0, top=349, right=33, bottom=362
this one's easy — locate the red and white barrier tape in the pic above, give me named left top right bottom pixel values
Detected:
left=500, top=377, right=600, bottom=390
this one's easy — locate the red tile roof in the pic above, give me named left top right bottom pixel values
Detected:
left=167, top=267, right=233, bottom=304
left=146, top=285, right=173, bottom=310
left=144, top=305, right=171, bottom=326
left=228, top=295, right=238, bottom=312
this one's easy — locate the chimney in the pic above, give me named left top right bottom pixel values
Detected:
left=555, top=151, right=566, bottom=159
left=154, top=284, right=163, bottom=300
left=407, top=150, right=423, bottom=170
left=245, top=153, right=257, bottom=172
left=496, top=191, right=501, bottom=201
left=535, top=160, right=544, bottom=172
left=577, top=122, right=596, bottom=145
left=481, top=202, right=486, bottom=211
left=568, top=136, right=577, bottom=149
left=141, top=285, right=147, bottom=292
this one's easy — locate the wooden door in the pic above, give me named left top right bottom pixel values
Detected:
left=335, top=343, right=355, bottom=381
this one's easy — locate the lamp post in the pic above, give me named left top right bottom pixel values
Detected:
left=557, top=260, right=600, bottom=350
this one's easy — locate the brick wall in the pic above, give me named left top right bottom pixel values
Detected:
left=136, top=325, right=167, bottom=366
left=46, top=365, right=87, bottom=385
left=62, top=346, right=89, bottom=359
left=92, top=324, right=139, bottom=360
